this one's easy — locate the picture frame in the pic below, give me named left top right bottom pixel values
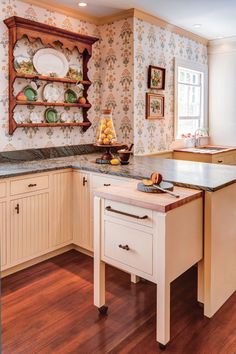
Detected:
left=146, top=93, right=165, bottom=119
left=148, top=65, right=166, bottom=90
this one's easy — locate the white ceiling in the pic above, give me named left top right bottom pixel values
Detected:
left=53, top=0, right=236, bottom=40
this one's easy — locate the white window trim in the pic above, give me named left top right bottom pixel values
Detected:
left=174, top=58, right=208, bottom=139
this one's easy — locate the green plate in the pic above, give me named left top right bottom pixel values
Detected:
left=23, top=86, right=38, bottom=101
left=64, top=89, right=77, bottom=103
left=44, top=108, right=59, bottom=123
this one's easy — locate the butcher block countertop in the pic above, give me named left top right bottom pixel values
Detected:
left=94, top=181, right=203, bottom=213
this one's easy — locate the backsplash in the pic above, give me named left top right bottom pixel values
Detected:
left=133, top=18, right=208, bottom=155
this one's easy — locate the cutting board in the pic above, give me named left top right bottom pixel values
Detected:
left=137, top=181, right=174, bottom=193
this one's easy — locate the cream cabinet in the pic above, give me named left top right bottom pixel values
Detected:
left=10, top=193, right=49, bottom=265
left=173, top=149, right=236, bottom=165
left=73, top=171, right=129, bottom=252
left=50, top=171, right=72, bottom=247
left=73, top=171, right=92, bottom=251
left=0, top=201, right=8, bottom=268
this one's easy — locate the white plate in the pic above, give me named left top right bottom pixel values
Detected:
left=30, top=111, right=41, bottom=124
left=33, top=48, right=69, bottom=77
left=43, top=83, right=63, bottom=102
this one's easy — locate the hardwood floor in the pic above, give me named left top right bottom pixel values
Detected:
left=2, top=250, right=236, bottom=354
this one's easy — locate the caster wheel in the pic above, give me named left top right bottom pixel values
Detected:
left=159, top=343, right=166, bottom=350
left=98, top=305, right=108, bottom=315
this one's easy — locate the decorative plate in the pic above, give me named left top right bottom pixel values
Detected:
left=33, top=48, right=69, bottom=77
left=73, top=112, right=83, bottom=123
left=44, top=108, right=59, bottom=123
left=64, top=89, right=77, bottom=103
left=14, top=55, right=34, bottom=74
left=23, top=85, right=38, bottom=101
left=29, top=111, right=41, bottom=124
left=67, top=64, right=83, bottom=81
left=60, top=112, right=68, bottom=123
left=43, top=83, right=63, bottom=102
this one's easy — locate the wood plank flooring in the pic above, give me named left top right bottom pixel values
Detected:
left=2, top=250, right=236, bottom=354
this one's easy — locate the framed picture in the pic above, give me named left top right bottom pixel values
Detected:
left=148, top=65, right=165, bottom=90
left=146, top=93, right=165, bottom=119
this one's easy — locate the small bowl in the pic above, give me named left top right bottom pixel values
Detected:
left=117, top=150, right=132, bottom=164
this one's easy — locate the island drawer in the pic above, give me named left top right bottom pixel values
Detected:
left=104, top=200, right=153, bottom=228
left=10, top=174, right=49, bottom=196
left=103, top=219, right=153, bottom=275
left=0, top=182, right=6, bottom=199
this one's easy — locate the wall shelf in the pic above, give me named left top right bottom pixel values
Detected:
left=14, top=73, right=91, bottom=86
left=4, top=16, right=98, bottom=135
left=15, top=101, right=92, bottom=108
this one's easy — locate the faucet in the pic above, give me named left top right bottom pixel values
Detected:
left=194, top=128, right=208, bottom=147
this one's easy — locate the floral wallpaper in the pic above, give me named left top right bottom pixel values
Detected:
left=0, top=1, right=208, bottom=154
left=133, top=18, right=208, bottom=155
left=99, top=18, right=134, bottom=145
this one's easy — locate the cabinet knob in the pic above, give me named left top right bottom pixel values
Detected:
left=119, top=244, right=130, bottom=251
left=83, top=177, right=88, bottom=186
left=15, top=203, right=20, bottom=214
left=104, top=183, right=111, bottom=187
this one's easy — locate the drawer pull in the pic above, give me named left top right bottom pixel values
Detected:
left=105, top=206, right=148, bottom=220
left=28, top=183, right=37, bottom=187
left=119, top=244, right=130, bottom=251
left=15, top=203, right=20, bottom=214
left=218, top=160, right=223, bottom=163
left=104, top=183, right=111, bottom=186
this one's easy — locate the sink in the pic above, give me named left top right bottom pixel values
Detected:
left=197, top=146, right=226, bottom=151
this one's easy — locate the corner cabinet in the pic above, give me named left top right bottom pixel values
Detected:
left=4, top=16, right=98, bottom=135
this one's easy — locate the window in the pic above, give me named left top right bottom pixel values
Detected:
left=175, top=58, right=208, bottom=139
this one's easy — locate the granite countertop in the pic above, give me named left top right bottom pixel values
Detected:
left=0, top=152, right=236, bottom=192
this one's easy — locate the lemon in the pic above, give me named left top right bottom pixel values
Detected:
left=110, top=158, right=120, bottom=165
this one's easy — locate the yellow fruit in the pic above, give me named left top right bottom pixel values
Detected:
left=107, top=134, right=113, bottom=141
left=110, top=159, right=119, bottom=165
left=106, top=120, right=113, bottom=127
left=104, top=127, right=111, bottom=135
left=101, top=124, right=107, bottom=131
left=142, top=179, right=153, bottom=186
left=103, top=138, right=109, bottom=144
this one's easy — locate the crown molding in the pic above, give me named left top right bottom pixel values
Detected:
left=96, top=9, right=134, bottom=25
left=19, top=1, right=208, bottom=45
left=20, top=0, right=97, bottom=23
left=208, top=36, right=236, bottom=54
left=133, top=9, right=208, bottom=46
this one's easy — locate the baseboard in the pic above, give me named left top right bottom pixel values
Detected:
left=1, top=245, right=74, bottom=278
left=72, top=244, right=93, bottom=258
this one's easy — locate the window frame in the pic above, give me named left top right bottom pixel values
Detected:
left=174, top=58, right=208, bottom=139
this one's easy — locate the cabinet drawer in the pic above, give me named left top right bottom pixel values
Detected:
left=104, top=200, right=153, bottom=228
left=10, top=175, right=49, bottom=196
left=103, top=220, right=153, bottom=275
left=0, top=182, right=6, bottom=198
left=92, top=174, right=126, bottom=189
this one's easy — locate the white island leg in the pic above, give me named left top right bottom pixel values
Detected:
left=94, top=196, right=107, bottom=314
left=157, top=280, right=170, bottom=349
